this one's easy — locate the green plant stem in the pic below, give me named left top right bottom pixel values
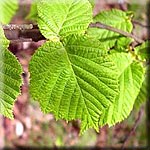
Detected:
left=90, top=22, right=144, bottom=44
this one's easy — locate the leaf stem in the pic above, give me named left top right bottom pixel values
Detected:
left=90, top=22, right=144, bottom=44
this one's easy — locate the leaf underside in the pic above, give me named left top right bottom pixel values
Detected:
left=99, top=52, right=145, bottom=126
left=29, top=35, right=119, bottom=133
left=87, top=9, right=133, bottom=49
left=37, top=0, right=92, bottom=40
left=0, top=26, right=22, bottom=118
left=0, top=0, right=18, bottom=24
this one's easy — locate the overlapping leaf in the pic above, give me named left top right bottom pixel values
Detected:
left=134, top=41, right=150, bottom=61
left=0, top=26, right=22, bottom=118
left=29, top=0, right=146, bottom=133
left=115, top=37, right=133, bottom=52
left=87, top=9, right=133, bottom=49
left=37, top=0, right=92, bottom=40
left=0, top=0, right=18, bottom=24
left=29, top=35, right=119, bottom=133
left=99, top=52, right=145, bottom=126
left=88, top=0, right=95, bottom=8
left=134, top=65, right=147, bottom=109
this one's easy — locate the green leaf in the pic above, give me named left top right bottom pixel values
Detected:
left=0, top=0, right=18, bottom=24
left=134, top=41, right=150, bottom=61
left=29, top=35, right=119, bottom=133
left=115, top=37, right=133, bottom=52
left=26, top=0, right=38, bottom=21
left=37, top=0, right=92, bottom=40
left=134, top=77, right=147, bottom=109
left=99, top=52, right=145, bottom=126
left=0, top=26, right=22, bottom=118
left=0, top=26, right=9, bottom=47
left=88, top=0, right=95, bottom=8
left=134, top=66, right=147, bottom=109
left=87, top=9, right=133, bottom=49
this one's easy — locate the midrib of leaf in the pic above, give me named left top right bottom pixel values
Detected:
left=38, top=16, right=58, bottom=36
left=58, top=44, right=99, bottom=127
left=81, top=89, right=102, bottom=114
left=76, top=75, right=106, bottom=108
left=71, top=62, right=113, bottom=106
left=65, top=45, right=107, bottom=57
left=50, top=70, right=71, bottom=117
left=68, top=53, right=117, bottom=99
left=66, top=45, right=117, bottom=130
left=66, top=83, right=77, bottom=119
left=66, top=50, right=93, bottom=120
left=58, top=0, right=73, bottom=35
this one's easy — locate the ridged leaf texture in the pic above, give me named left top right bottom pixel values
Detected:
left=87, top=9, right=133, bottom=49
left=27, top=0, right=94, bottom=21
left=37, top=0, right=92, bottom=40
left=29, top=35, right=119, bottom=133
left=99, top=52, right=145, bottom=126
left=0, top=0, right=18, bottom=24
left=88, top=0, right=95, bottom=8
left=0, top=26, right=22, bottom=118
left=134, top=68, right=149, bottom=109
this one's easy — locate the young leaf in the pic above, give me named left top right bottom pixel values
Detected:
left=37, top=0, right=92, bottom=40
left=29, top=35, right=119, bottom=133
left=0, top=0, right=18, bottom=24
left=0, top=26, right=22, bottom=118
left=87, top=9, right=133, bottom=49
left=99, top=52, right=145, bottom=126
left=115, top=37, right=133, bottom=52
left=134, top=41, right=150, bottom=61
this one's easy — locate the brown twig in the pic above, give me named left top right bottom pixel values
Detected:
left=2, top=24, right=33, bottom=30
left=90, top=22, right=144, bottom=44
left=2, top=23, right=145, bottom=44
left=121, top=106, right=144, bottom=150
left=3, top=24, right=45, bottom=42
left=132, top=20, right=150, bottom=28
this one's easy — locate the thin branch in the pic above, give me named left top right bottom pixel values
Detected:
left=1, top=23, right=145, bottom=44
left=90, top=22, right=144, bottom=44
left=132, top=20, right=150, bottom=28
left=2, top=24, right=33, bottom=30
left=10, top=38, right=32, bottom=43
left=3, top=24, right=45, bottom=42
left=121, top=106, right=144, bottom=150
